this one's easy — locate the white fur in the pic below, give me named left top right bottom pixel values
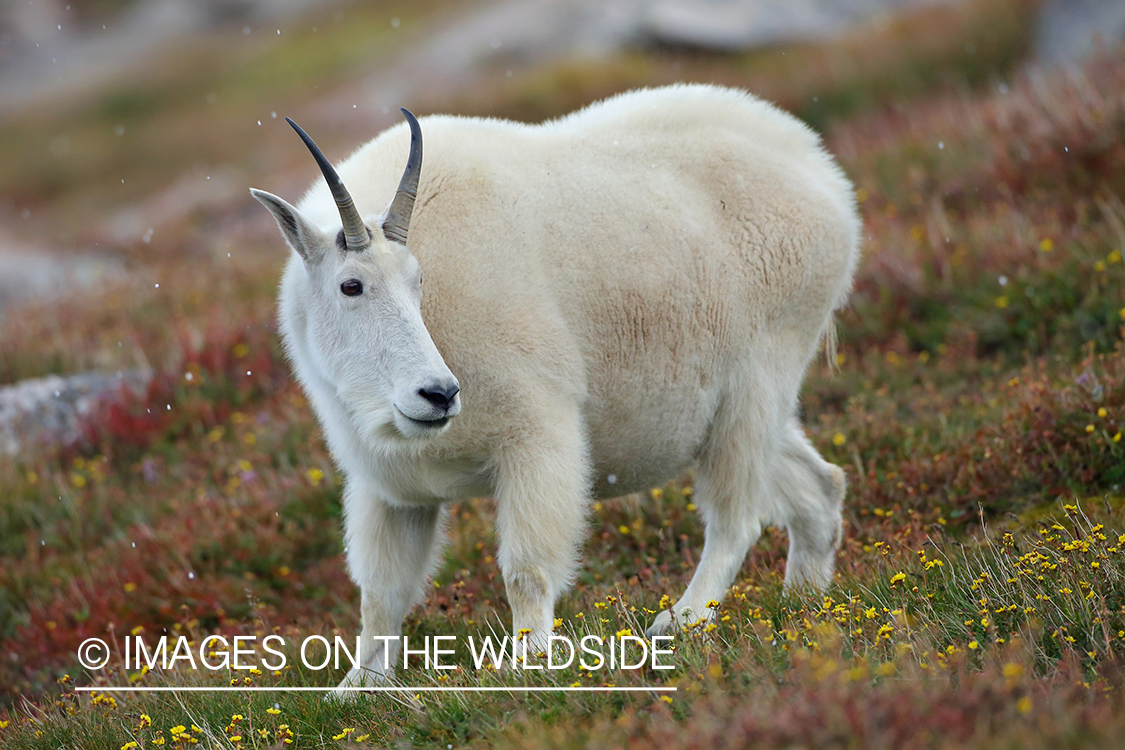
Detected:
left=251, top=84, right=861, bottom=692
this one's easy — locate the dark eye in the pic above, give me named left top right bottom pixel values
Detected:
left=340, top=279, right=363, bottom=297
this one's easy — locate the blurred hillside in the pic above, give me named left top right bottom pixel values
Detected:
left=0, top=0, right=1052, bottom=322
left=0, top=0, right=1052, bottom=448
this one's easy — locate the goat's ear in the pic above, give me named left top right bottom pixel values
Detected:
left=250, top=188, right=324, bottom=263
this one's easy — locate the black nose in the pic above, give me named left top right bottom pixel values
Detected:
left=418, top=383, right=459, bottom=410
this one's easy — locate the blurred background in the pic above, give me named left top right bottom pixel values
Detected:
left=1, top=0, right=1122, bottom=459
left=3, top=0, right=1125, bottom=719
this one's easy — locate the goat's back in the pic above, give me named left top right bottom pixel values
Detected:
left=298, top=85, right=860, bottom=494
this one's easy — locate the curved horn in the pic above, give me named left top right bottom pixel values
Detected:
left=382, top=108, right=423, bottom=245
left=285, top=117, right=370, bottom=252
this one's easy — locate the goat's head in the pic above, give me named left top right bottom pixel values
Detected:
left=251, top=110, right=460, bottom=442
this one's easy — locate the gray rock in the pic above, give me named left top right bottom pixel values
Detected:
left=638, top=0, right=950, bottom=51
left=0, top=370, right=149, bottom=456
left=0, top=243, right=123, bottom=319
left=1035, top=0, right=1125, bottom=66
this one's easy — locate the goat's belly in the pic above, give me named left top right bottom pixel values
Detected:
left=585, top=396, right=713, bottom=500
left=580, top=346, right=720, bottom=499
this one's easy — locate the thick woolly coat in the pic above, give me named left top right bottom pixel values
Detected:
left=269, top=84, right=860, bottom=685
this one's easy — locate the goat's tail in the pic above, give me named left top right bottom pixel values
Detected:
left=822, top=315, right=840, bottom=373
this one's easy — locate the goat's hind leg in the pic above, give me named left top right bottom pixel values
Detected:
left=647, top=380, right=782, bottom=636
left=775, top=417, right=846, bottom=592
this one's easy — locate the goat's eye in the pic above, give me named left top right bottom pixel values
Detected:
left=340, top=279, right=363, bottom=297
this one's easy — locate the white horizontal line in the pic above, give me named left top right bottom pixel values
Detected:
left=75, top=685, right=675, bottom=693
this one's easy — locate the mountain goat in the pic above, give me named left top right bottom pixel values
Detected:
left=251, top=84, right=860, bottom=690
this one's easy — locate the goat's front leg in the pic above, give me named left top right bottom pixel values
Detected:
left=494, top=410, right=590, bottom=653
left=336, top=481, right=444, bottom=696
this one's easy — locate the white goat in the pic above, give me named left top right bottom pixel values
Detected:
left=251, top=84, right=860, bottom=690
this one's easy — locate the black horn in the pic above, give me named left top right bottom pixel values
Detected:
left=286, top=117, right=370, bottom=252
left=382, top=108, right=423, bottom=245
